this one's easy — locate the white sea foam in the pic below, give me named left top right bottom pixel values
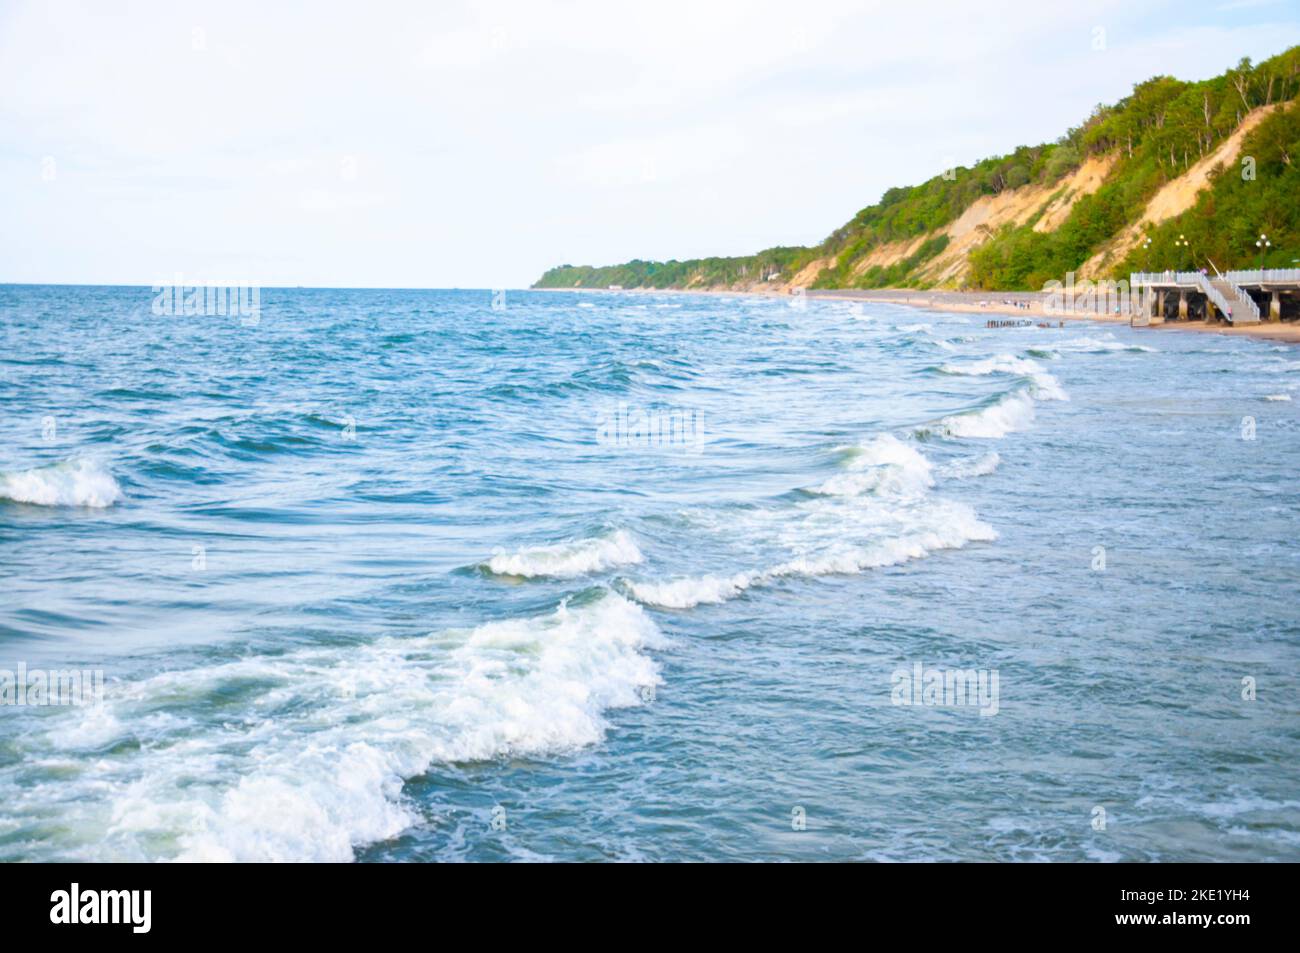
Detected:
left=920, top=351, right=1069, bottom=440
left=925, top=388, right=1039, bottom=439
left=628, top=427, right=1000, bottom=610
left=1039, top=335, right=1157, bottom=355
left=814, top=433, right=933, bottom=497
left=483, top=530, right=643, bottom=578
left=35, top=590, right=664, bottom=862
left=0, top=458, right=123, bottom=507
left=1263, top=393, right=1291, bottom=401
left=764, top=501, right=997, bottom=578
left=628, top=497, right=996, bottom=609
left=939, top=354, right=1067, bottom=401
left=626, top=573, right=751, bottom=609
left=939, top=451, right=1001, bottom=479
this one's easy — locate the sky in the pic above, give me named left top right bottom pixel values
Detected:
left=2, top=0, right=1299, bottom=289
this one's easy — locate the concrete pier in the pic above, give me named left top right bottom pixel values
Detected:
left=1132, top=269, right=1300, bottom=325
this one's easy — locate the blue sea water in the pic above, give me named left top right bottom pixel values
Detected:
left=0, top=284, right=1297, bottom=862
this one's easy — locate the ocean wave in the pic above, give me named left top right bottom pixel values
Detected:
left=939, top=354, right=1067, bottom=401
left=35, top=589, right=664, bottom=862
left=482, top=530, right=643, bottom=578
left=813, top=433, right=933, bottom=497
left=1031, top=335, right=1157, bottom=356
left=921, top=388, right=1038, bottom=439
left=1263, top=393, right=1292, bottom=402
left=628, top=499, right=996, bottom=609
left=626, top=573, right=751, bottom=609
left=0, top=458, right=123, bottom=507
left=939, top=451, right=1001, bottom=479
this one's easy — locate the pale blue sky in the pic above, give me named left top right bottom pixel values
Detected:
left=2, top=0, right=1298, bottom=288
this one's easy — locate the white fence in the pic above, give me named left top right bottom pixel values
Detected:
left=1131, top=270, right=1267, bottom=323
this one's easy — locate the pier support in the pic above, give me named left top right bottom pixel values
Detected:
left=1132, top=271, right=1300, bottom=328
left=1146, top=286, right=1163, bottom=324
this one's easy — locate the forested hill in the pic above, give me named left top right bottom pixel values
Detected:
left=534, top=47, right=1300, bottom=293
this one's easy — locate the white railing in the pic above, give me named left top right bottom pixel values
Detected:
left=1223, top=269, right=1300, bottom=285
left=1208, top=275, right=1260, bottom=321
left=1135, top=269, right=1300, bottom=286
left=1192, top=273, right=1236, bottom=319
left=1131, top=271, right=1262, bottom=322
left=1131, top=271, right=1200, bottom=285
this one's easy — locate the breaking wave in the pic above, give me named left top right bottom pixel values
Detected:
left=812, top=433, right=934, bottom=497
left=32, top=589, right=664, bottom=861
left=938, top=353, right=1067, bottom=401
left=0, top=458, right=123, bottom=508
left=939, top=451, right=1002, bottom=479
left=481, top=530, right=643, bottom=578
left=1028, top=335, right=1156, bottom=357
left=922, top=388, right=1039, bottom=439
left=627, top=499, right=997, bottom=609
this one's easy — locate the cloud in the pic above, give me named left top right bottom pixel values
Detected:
left=559, top=127, right=748, bottom=189
left=1, top=0, right=1297, bottom=286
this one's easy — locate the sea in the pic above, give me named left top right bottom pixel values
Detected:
left=1, top=284, right=1297, bottom=861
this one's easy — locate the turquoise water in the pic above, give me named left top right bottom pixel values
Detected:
left=1, top=284, right=1297, bottom=862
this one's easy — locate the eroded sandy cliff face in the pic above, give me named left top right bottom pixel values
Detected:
left=1078, top=102, right=1287, bottom=278
left=749, top=154, right=1118, bottom=293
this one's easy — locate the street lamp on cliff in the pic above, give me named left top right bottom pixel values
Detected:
left=1175, top=234, right=1190, bottom=270
left=1256, top=233, right=1271, bottom=272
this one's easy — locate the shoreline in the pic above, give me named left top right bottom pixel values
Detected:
left=534, top=285, right=1300, bottom=344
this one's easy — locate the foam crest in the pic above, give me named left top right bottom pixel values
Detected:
left=939, top=354, right=1067, bottom=401
left=626, top=573, right=751, bottom=609
left=30, top=590, right=664, bottom=861
left=940, top=451, right=1001, bottom=479
left=1035, top=335, right=1157, bottom=355
left=765, top=502, right=997, bottom=579
left=628, top=498, right=996, bottom=609
left=926, top=389, right=1039, bottom=439
left=483, top=529, right=643, bottom=578
left=0, top=458, right=123, bottom=508
left=814, top=433, right=933, bottom=497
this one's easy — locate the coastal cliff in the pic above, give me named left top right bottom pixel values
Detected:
left=535, top=47, right=1300, bottom=293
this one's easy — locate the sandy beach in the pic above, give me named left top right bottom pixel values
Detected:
left=807, top=289, right=1300, bottom=344
left=563, top=286, right=1300, bottom=344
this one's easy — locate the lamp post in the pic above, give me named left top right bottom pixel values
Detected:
left=1141, top=236, right=1152, bottom=272
left=1256, top=233, right=1271, bottom=273
left=1175, top=234, right=1191, bottom=270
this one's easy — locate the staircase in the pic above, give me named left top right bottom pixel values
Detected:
left=1211, top=277, right=1260, bottom=323
left=1193, top=273, right=1260, bottom=324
